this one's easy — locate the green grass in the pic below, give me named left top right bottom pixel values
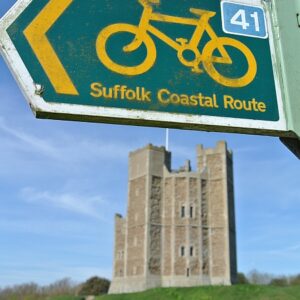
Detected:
left=48, top=297, right=83, bottom=300
left=96, top=285, right=300, bottom=300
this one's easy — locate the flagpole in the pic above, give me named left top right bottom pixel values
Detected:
left=166, top=128, right=169, bottom=151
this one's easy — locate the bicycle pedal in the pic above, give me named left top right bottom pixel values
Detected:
left=176, top=38, right=188, bottom=45
left=192, top=67, right=203, bottom=74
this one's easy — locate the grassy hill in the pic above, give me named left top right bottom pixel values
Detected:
left=49, top=297, right=83, bottom=300
left=95, top=285, right=300, bottom=300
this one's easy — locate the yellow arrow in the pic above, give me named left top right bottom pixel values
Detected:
left=24, top=0, right=79, bottom=95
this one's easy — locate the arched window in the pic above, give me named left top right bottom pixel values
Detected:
left=180, top=246, right=185, bottom=257
left=190, top=206, right=194, bottom=218
left=181, top=206, right=185, bottom=218
left=190, top=246, right=194, bottom=256
left=187, top=268, right=190, bottom=277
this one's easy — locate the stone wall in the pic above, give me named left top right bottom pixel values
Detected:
left=162, top=177, right=173, bottom=276
left=149, top=176, right=162, bottom=275
left=201, top=179, right=209, bottom=276
left=197, top=141, right=237, bottom=284
left=113, top=214, right=126, bottom=278
left=126, top=176, right=146, bottom=277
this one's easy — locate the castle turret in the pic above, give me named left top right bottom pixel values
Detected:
left=197, top=141, right=237, bottom=285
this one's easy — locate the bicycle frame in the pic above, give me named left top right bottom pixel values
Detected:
left=125, top=1, right=230, bottom=64
left=96, top=1, right=257, bottom=86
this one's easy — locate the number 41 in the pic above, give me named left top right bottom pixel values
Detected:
left=231, top=9, right=260, bottom=32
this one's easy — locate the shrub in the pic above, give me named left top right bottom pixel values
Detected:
left=43, top=278, right=78, bottom=296
left=290, top=274, right=300, bottom=285
left=237, top=272, right=249, bottom=284
left=247, top=269, right=273, bottom=285
left=270, top=276, right=288, bottom=287
left=78, top=276, right=110, bottom=296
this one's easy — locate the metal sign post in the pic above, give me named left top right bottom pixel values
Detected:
left=270, top=0, right=300, bottom=158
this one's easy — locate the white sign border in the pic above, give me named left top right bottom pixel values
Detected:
left=0, top=0, right=288, bottom=135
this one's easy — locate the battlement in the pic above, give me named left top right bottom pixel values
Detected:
left=129, top=144, right=168, bottom=156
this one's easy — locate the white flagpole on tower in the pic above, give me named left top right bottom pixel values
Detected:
left=166, top=128, right=169, bottom=151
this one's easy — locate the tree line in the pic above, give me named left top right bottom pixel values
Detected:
left=0, top=276, right=110, bottom=300
left=238, top=270, right=300, bottom=286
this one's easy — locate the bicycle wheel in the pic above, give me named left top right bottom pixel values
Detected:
left=96, top=23, right=156, bottom=76
left=202, top=37, right=257, bottom=88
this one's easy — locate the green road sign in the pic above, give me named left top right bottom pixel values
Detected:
left=0, top=0, right=289, bottom=135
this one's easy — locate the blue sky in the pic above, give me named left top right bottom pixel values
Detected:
left=0, top=0, right=300, bottom=287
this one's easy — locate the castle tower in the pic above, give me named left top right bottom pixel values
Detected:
left=109, top=142, right=237, bottom=294
left=197, top=141, right=237, bottom=285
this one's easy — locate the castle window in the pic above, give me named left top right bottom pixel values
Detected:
left=180, top=246, right=185, bottom=257
left=181, top=206, right=185, bottom=218
left=190, top=246, right=194, bottom=257
left=190, top=206, right=194, bottom=218
left=187, top=268, right=190, bottom=277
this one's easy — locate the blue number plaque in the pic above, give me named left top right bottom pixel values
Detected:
left=221, top=1, right=268, bottom=39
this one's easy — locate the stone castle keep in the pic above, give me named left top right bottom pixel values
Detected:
left=109, top=141, right=237, bottom=294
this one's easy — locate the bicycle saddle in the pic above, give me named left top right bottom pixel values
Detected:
left=190, top=8, right=216, bottom=18
left=139, top=0, right=160, bottom=6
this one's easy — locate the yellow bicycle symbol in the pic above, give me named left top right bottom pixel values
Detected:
left=96, top=0, right=257, bottom=88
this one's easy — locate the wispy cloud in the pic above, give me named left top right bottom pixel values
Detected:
left=0, top=218, right=98, bottom=238
left=0, top=117, right=59, bottom=158
left=20, top=187, right=113, bottom=221
left=0, top=117, right=135, bottom=163
left=281, top=244, right=300, bottom=252
left=262, top=243, right=300, bottom=256
left=240, top=244, right=300, bottom=261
